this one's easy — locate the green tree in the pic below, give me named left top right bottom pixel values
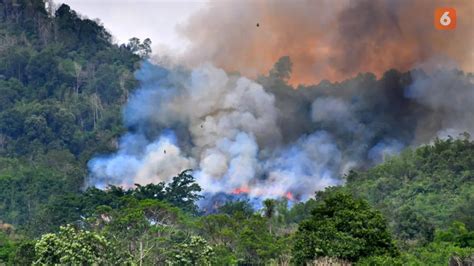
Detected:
left=199, top=214, right=238, bottom=247
left=292, top=187, right=398, bottom=264
left=0, top=231, right=15, bottom=263
left=237, top=216, right=284, bottom=264
left=262, top=199, right=276, bottom=219
left=218, top=200, right=254, bottom=218
left=34, top=224, right=127, bottom=264
left=394, top=206, right=435, bottom=244
left=263, top=198, right=277, bottom=234
left=399, top=242, right=474, bottom=266
left=10, top=241, right=36, bottom=265
left=101, top=198, right=186, bottom=265
left=164, top=170, right=203, bottom=214
left=0, top=0, right=142, bottom=236
left=167, top=235, right=214, bottom=265
left=347, top=136, right=474, bottom=243
left=435, top=221, right=474, bottom=248
left=127, top=37, right=152, bottom=58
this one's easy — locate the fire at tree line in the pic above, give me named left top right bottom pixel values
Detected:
left=0, top=1, right=473, bottom=265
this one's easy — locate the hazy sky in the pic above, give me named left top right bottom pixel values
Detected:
left=55, top=0, right=208, bottom=53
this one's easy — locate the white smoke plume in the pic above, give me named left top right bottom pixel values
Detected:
left=88, top=59, right=474, bottom=201
left=88, top=61, right=345, bottom=199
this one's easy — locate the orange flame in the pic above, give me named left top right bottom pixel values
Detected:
left=231, top=186, right=250, bottom=195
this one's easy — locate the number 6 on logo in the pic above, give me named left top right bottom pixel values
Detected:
left=440, top=11, right=451, bottom=26
left=435, top=7, right=456, bottom=30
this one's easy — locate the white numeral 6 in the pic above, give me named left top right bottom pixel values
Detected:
left=440, top=11, right=451, bottom=26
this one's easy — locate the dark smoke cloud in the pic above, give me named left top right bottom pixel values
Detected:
left=87, top=0, right=474, bottom=202
left=180, top=0, right=474, bottom=84
left=88, top=57, right=474, bottom=201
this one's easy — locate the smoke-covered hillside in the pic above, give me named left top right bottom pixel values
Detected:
left=88, top=57, right=474, bottom=202
left=0, top=1, right=472, bottom=265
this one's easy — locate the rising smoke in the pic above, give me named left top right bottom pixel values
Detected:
left=180, top=0, right=474, bottom=84
left=88, top=0, right=474, bottom=202
left=88, top=57, right=474, bottom=201
left=89, top=61, right=344, bottom=199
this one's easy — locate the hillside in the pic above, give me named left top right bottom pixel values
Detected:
left=347, top=135, right=474, bottom=243
left=0, top=0, right=143, bottom=234
left=0, top=1, right=472, bottom=265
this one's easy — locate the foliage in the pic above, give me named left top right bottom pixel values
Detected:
left=0, top=231, right=15, bottom=263
left=0, top=222, right=36, bottom=265
left=34, top=224, right=128, bottom=264
left=99, top=198, right=186, bottom=265
left=435, top=221, right=474, bottom=248
left=127, top=37, right=152, bottom=58
left=347, top=136, right=474, bottom=243
left=292, top=187, right=398, bottom=264
left=236, top=215, right=289, bottom=264
left=0, top=158, right=82, bottom=235
left=11, top=241, right=36, bottom=265
left=167, top=235, right=214, bottom=265
left=81, top=169, right=203, bottom=216
left=400, top=242, right=474, bottom=266
left=357, top=255, right=404, bottom=266
left=0, top=0, right=142, bottom=235
left=217, top=200, right=254, bottom=218
left=164, top=169, right=203, bottom=214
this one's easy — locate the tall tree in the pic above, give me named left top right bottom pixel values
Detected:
left=292, top=187, right=398, bottom=264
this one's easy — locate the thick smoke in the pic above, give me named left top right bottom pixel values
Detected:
left=180, top=0, right=474, bottom=84
left=88, top=57, right=474, bottom=201
left=88, top=61, right=344, bottom=199
left=87, top=0, right=474, bottom=203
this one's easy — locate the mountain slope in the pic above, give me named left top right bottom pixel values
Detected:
left=347, top=135, right=474, bottom=243
left=0, top=0, right=143, bottom=234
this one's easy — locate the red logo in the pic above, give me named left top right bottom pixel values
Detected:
left=434, top=7, right=457, bottom=30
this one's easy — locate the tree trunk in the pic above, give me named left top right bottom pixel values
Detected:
left=139, top=240, right=143, bottom=266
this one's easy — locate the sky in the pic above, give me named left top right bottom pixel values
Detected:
left=54, top=0, right=208, bottom=53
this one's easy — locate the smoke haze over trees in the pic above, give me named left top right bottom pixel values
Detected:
left=0, top=0, right=472, bottom=265
left=89, top=56, right=474, bottom=202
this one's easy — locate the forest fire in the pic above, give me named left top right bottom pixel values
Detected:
left=231, top=186, right=250, bottom=195
left=230, top=185, right=295, bottom=202
left=88, top=0, right=474, bottom=205
left=2, top=0, right=474, bottom=264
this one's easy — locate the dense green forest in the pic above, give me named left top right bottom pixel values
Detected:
left=0, top=0, right=144, bottom=234
left=0, top=1, right=472, bottom=265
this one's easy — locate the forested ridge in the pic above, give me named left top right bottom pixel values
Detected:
left=0, top=1, right=472, bottom=265
left=0, top=0, right=143, bottom=234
